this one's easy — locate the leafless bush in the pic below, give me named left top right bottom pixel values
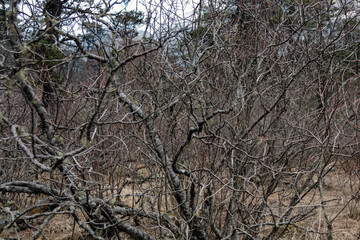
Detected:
left=0, top=0, right=359, bottom=239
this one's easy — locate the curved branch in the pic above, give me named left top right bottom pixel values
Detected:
left=0, top=181, right=62, bottom=196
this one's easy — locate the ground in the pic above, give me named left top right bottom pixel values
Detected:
left=1, top=167, right=360, bottom=240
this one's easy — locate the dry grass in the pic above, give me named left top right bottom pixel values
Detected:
left=0, top=215, right=84, bottom=240
left=1, top=166, right=360, bottom=240
left=278, top=167, right=360, bottom=240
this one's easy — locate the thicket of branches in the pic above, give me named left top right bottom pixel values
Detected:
left=0, top=0, right=360, bottom=239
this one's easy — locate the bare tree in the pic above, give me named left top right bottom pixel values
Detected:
left=0, top=0, right=359, bottom=239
